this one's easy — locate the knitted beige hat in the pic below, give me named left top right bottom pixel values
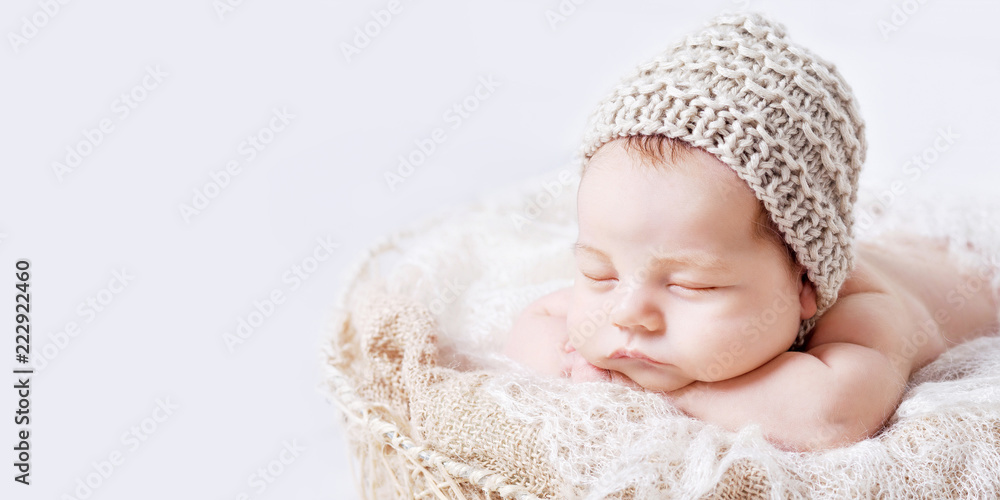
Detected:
left=577, top=12, right=866, bottom=348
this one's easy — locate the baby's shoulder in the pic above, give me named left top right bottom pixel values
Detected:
left=807, top=287, right=947, bottom=377
left=809, top=291, right=912, bottom=351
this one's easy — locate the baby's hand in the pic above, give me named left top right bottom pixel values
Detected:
left=503, top=287, right=641, bottom=388
left=502, top=288, right=573, bottom=378
left=563, top=342, right=644, bottom=389
left=564, top=343, right=611, bottom=382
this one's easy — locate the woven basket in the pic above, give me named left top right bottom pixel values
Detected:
left=319, top=170, right=1000, bottom=499
left=321, top=209, right=549, bottom=499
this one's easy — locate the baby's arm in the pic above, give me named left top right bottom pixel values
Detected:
left=668, top=292, right=914, bottom=451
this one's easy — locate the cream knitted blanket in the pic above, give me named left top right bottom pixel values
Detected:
left=327, top=165, right=1000, bottom=498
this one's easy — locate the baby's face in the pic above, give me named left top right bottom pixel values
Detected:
left=566, top=139, right=816, bottom=392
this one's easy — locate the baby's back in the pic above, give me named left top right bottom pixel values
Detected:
left=819, top=232, right=1000, bottom=374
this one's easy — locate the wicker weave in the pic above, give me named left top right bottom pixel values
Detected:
left=319, top=178, right=1000, bottom=498
left=322, top=220, right=554, bottom=499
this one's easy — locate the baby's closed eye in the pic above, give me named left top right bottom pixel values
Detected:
left=669, top=284, right=718, bottom=294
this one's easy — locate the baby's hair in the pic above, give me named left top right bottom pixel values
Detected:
left=587, top=134, right=800, bottom=276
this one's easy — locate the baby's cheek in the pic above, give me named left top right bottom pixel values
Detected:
left=566, top=292, right=613, bottom=350
left=565, top=297, right=582, bottom=343
left=565, top=305, right=591, bottom=350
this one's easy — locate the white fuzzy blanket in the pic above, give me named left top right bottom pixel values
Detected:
left=371, top=163, right=1000, bottom=498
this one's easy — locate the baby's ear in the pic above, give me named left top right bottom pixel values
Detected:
left=798, top=271, right=818, bottom=320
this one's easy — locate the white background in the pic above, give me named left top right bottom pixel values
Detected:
left=1, top=0, right=998, bottom=499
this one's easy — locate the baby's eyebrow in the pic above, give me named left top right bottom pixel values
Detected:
left=572, top=242, right=610, bottom=261
left=573, top=242, right=733, bottom=273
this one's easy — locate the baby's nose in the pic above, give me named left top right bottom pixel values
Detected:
left=610, top=290, right=664, bottom=333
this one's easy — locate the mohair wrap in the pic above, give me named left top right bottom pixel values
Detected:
left=577, top=12, right=867, bottom=347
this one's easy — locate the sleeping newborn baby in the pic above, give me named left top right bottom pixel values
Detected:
left=502, top=13, right=1000, bottom=452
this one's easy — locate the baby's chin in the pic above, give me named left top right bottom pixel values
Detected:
left=621, top=371, right=695, bottom=393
